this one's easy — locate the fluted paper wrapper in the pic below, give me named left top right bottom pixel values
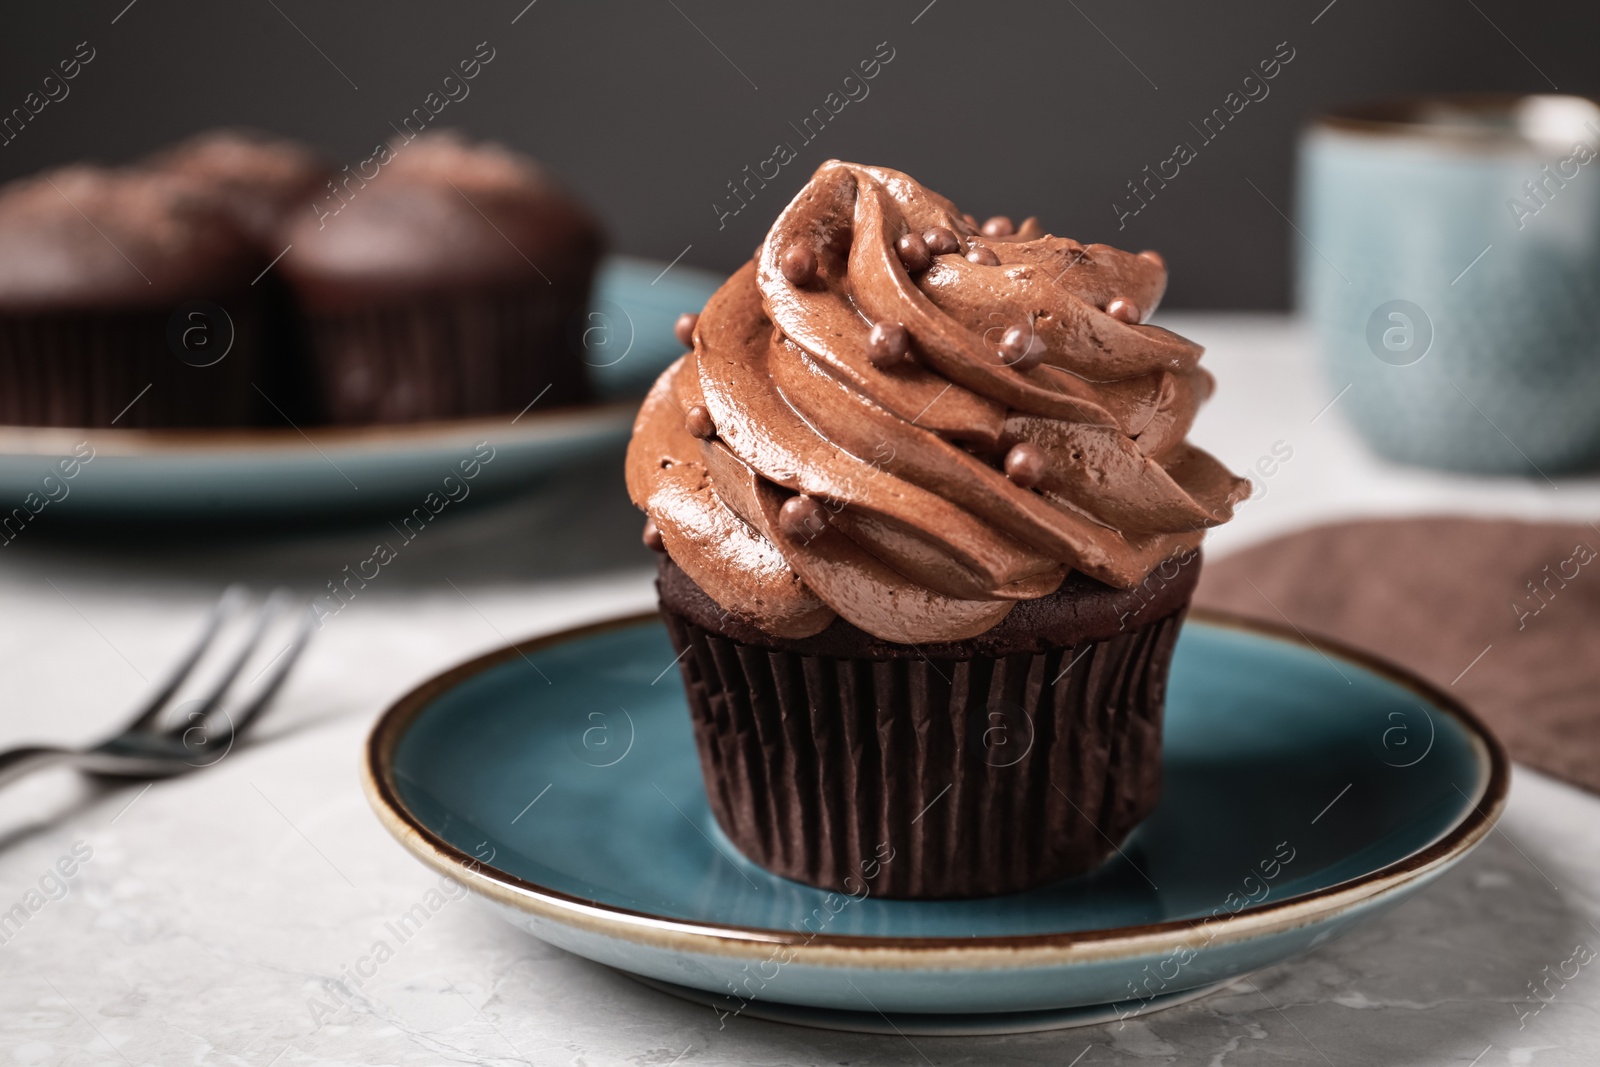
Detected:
left=303, top=287, right=591, bottom=424
left=661, top=605, right=1184, bottom=899
left=0, top=302, right=261, bottom=428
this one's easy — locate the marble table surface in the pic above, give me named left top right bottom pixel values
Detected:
left=3, top=314, right=1599, bottom=1066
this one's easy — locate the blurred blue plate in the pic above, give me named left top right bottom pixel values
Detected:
left=363, top=611, right=1507, bottom=1035
left=0, top=256, right=721, bottom=519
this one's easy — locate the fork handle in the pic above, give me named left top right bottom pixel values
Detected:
left=0, top=746, right=73, bottom=789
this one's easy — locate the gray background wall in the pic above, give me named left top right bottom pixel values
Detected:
left=2, top=0, right=1595, bottom=308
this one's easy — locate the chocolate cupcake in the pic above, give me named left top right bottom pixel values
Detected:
left=626, top=161, right=1248, bottom=899
left=276, top=132, right=601, bottom=424
left=0, top=166, right=264, bottom=428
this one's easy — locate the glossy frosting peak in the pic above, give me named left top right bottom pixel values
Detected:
left=626, top=161, right=1247, bottom=643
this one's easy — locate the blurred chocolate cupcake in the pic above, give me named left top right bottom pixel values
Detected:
left=627, top=161, right=1249, bottom=898
left=0, top=166, right=264, bottom=428
left=277, top=132, right=601, bottom=424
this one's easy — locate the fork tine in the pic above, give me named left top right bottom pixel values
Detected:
left=126, top=584, right=248, bottom=732
left=211, top=603, right=316, bottom=742
left=177, top=589, right=289, bottom=731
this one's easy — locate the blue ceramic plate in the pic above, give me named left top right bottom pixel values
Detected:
left=0, top=256, right=721, bottom=518
left=363, top=611, right=1507, bottom=1035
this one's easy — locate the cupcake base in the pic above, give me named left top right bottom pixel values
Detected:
left=0, top=296, right=263, bottom=428
left=301, top=286, right=592, bottom=424
left=657, top=553, right=1199, bottom=899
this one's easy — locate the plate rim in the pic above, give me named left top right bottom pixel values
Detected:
left=0, top=400, right=637, bottom=458
left=361, top=607, right=1509, bottom=968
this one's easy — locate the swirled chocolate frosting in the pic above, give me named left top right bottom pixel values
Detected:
left=627, top=161, right=1247, bottom=644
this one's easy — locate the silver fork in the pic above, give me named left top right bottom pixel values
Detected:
left=0, top=586, right=314, bottom=789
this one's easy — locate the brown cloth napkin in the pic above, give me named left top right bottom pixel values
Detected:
left=1195, top=517, right=1600, bottom=795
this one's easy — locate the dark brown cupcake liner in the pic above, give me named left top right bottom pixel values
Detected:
left=0, top=295, right=262, bottom=428
left=661, top=601, right=1186, bottom=899
left=301, top=287, right=591, bottom=424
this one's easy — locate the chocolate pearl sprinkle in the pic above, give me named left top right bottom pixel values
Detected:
left=1004, top=443, right=1048, bottom=489
left=981, top=215, right=1015, bottom=237
left=867, top=322, right=910, bottom=369
left=999, top=325, right=1047, bottom=371
left=1138, top=249, right=1166, bottom=270
left=966, top=245, right=1000, bottom=267
left=642, top=519, right=665, bottom=552
left=896, top=231, right=932, bottom=273
left=923, top=226, right=959, bottom=256
left=685, top=404, right=715, bottom=439
left=673, top=312, right=699, bottom=348
left=778, top=494, right=829, bottom=541
left=781, top=242, right=818, bottom=286
left=1106, top=296, right=1141, bottom=324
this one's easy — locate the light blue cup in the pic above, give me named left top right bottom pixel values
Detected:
left=1298, top=95, right=1600, bottom=473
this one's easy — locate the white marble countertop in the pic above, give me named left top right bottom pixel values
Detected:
left=2, top=314, right=1598, bottom=1066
